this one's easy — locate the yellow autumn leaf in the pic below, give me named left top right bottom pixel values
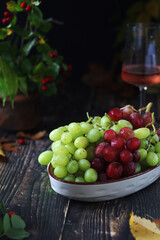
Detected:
left=39, top=38, right=45, bottom=44
left=6, top=29, right=13, bottom=36
left=0, top=144, right=5, bottom=157
left=129, top=212, right=160, bottom=240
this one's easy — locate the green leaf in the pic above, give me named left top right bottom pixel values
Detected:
left=6, top=228, right=30, bottom=239
left=18, top=77, right=28, bottom=95
left=11, top=215, right=26, bottom=229
left=6, top=1, right=18, bottom=12
left=31, top=0, right=41, bottom=6
left=38, top=21, right=53, bottom=33
left=28, top=7, right=43, bottom=26
left=3, top=213, right=11, bottom=233
left=0, top=218, right=4, bottom=235
left=0, top=29, right=8, bottom=40
left=33, top=62, right=46, bottom=75
left=47, top=63, right=60, bottom=78
left=22, top=39, right=37, bottom=56
left=0, top=201, right=6, bottom=215
left=12, top=25, right=32, bottom=38
left=0, top=73, right=7, bottom=105
left=36, top=43, right=50, bottom=53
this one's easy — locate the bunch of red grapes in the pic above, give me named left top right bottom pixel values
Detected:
left=91, top=104, right=159, bottom=181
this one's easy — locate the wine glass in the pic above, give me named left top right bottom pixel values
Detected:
left=121, top=23, right=160, bottom=109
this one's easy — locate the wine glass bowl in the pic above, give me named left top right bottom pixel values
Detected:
left=121, top=23, right=160, bottom=108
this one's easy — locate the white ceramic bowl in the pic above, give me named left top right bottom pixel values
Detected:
left=48, top=164, right=160, bottom=202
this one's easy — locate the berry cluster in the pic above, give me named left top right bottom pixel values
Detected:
left=2, top=11, right=13, bottom=25
left=49, top=51, right=58, bottom=58
left=20, top=2, right=32, bottom=12
left=41, top=77, right=54, bottom=91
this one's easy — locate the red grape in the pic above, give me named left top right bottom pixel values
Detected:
left=142, top=112, right=154, bottom=127
left=118, top=127, right=134, bottom=140
left=94, top=142, right=109, bottom=158
left=104, top=129, right=117, bottom=143
left=97, top=172, right=108, bottom=182
left=106, top=162, right=123, bottom=179
left=110, top=136, right=125, bottom=151
left=121, top=105, right=135, bottom=118
left=122, top=162, right=136, bottom=176
left=108, top=108, right=123, bottom=121
left=132, top=151, right=140, bottom=162
left=103, top=146, right=119, bottom=162
left=120, top=149, right=133, bottom=163
left=91, top=157, right=107, bottom=172
left=126, top=137, right=141, bottom=152
left=129, top=112, right=143, bottom=129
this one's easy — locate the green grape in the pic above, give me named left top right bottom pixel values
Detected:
left=78, top=159, right=91, bottom=171
left=68, top=122, right=81, bottom=134
left=101, top=115, right=111, bottom=128
left=75, top=169, right=84, bottom=177
left=92, top=116, right=101, bottom=127
left=67, top=160, right=79, bottom=174
left=148, top=145, right=155, bottom=152
left=99, top=128, right=107, bottom=138
left=80, top=122, right=93, bottom=134
left=64, top=174, right=75, bottom=182
left=155, top=142, right=160, bottom=153
left=137, top=149, right=147, bottom=161
left=134, top=127, right=150, bottom=139
left=52, top=154, right=69, bottom=167
left=139, top=139, right=148, bottom=149
left=74, top=136, right=89, bottom=148
left=74, top=148, right=87, bottom=160
left=146, top=152, right=158, bottom=166
left=38, top=150, right=53, bottom=165
left=54, top=145, right=69, bottom=155
left=84, top=168, right=98, bottom=182
left=72, top=131, right=83, bottom=141
left=75, top=176, right=85, bottom=182
left=87, top=128, right=101, bottom=143
left=61, top=132, right=73, bottom=144
left=49, top=127, right=67, bottom=141
left=150, top=134, right=159, bottom=144
left=86, top=145, right=96, bottom=161
left=117, top=119, right=133, bottom=129
left=110, top=125, right=120, bottom=133
left=156, top=153, right=160, bottom=164
left=65, top=142, right=77, bottom=154
left=51, top=140, right=64, bottom=151
left=54, top=166, right=67, bottom=178
left=135, top=162, right=141, bottom=174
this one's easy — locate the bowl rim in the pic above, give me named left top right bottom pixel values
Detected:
left=48, top=163, right=160, bottom=185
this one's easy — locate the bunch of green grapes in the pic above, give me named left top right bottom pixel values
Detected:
left=38, top=114, right=112, bottom=183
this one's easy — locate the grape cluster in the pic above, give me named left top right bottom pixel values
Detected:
left=38, top=103, right=160, bottom=183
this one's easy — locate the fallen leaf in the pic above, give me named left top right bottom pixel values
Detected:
left=0, top=143, right=5, bottom=157
left=2, top=143, right=19, bottom=152
left=129, top=212, right=160, bottom=240
left=16, top=130, right=46, bottom=140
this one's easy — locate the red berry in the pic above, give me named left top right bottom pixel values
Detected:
left=120, top=149, right=133, bottom=163
left=8, top=211, right=16, bottom=217
left=122, top=162, right=136, bottom=176
left=94, top=142, right=109, bottom=158
left=4, top=11, right=12, bottom=17
left=129, top=112, right=143, bottom=129
left=104, top=129, right=117, bottom=143
left=67, top=64, right=72, bottom=71
left=25, top=6, right=32, bottom=12
left=18, top=139, right=25, bottom=145
left=2, top=18, right=8, bottom=24
left=106, top=162, right=123, bottom=179
left=20, top=2, right=27, bottom=9
left=49, top=52, right=58, bottom=58
left=41, top=79, right=46, bottom=85
left=42, top=85, right=47, bottom=91
left=103, top=146, right=119, bottom=162
left=91, top=158, right=107, bottom=172
left=108, top=108, right=123, bottom=121
left=126, top=137, right=141, bottom=152
left=6, top=16, right=13, bottom=22
left=111, top=136, right=125, bottom=151
left=45, top=77, right=54, bottom=83
left=118, top=127, right=134, bottom=140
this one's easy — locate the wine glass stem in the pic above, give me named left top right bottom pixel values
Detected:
left=139, top=86, right=147, bottom=109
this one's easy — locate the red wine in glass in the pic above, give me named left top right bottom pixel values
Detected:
left=121, top=23, right=160, bottom=108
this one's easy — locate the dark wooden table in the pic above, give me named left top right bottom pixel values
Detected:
left=1, top=83, right=160, bottom=240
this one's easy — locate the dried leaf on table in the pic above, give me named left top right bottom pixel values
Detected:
left=3, top=143, right=19, bottom=152
left=0, top=143, right=5, bottom=157
left=16, top=130, right=47, bottom=140
left=129, top=212, right=160, bottom=239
